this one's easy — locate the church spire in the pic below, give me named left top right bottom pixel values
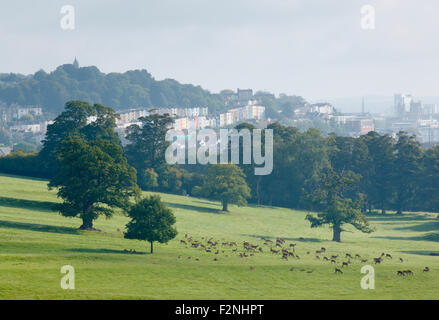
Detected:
left=73, top=57, right=79, bottom=69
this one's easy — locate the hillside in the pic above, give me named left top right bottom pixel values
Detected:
left=0, top=64, right=226, bottom=115
left=0, top=174, right=438, bottom=299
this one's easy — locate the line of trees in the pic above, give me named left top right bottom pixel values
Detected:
left=229, top=123, right=439, bottom=216
left=1, top=101, right=439, bottom=242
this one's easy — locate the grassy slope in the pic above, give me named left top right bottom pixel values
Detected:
left=0, top=174, right=438, bottom=300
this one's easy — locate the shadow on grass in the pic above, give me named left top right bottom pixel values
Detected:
left=366, top=213, right=430, bottom=222
left=401, top=250, right=439, bottom=257
left=0, top=220, right=79, bottom=235
left=394, top=221, right=439, bottom=232
left=0, top=196, right=57, bottom=212
left=372, top=233, right=439, bottom=243
left=166, top=202, right=223, bottom=215
left=192, top=200, right=216, bottom=206
left=66, top=248, right=149, bottom=255
left=240, top=234, right=323, bottom=243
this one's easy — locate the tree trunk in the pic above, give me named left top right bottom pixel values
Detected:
left=150, top=241, right=154, bottom=254
left=256, top=176, right=262, bottom=205
left=222, top=201, right=228, bottom=212
left=381, top=208, right=386, bottom=215
left=332, top=225, right=341, bottom=242
left=396, top=209, right=403, bottom=215
left=79, top=215, right=94, bottom=230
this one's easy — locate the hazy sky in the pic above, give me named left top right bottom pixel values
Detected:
left=1, top=0, right=438, bottom=101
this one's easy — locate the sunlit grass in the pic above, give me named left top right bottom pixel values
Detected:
left=0, top=174, right=438, bottom=299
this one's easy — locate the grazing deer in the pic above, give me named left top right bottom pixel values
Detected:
left=321, top=247, right=326, bottom=252
left=271, top=248, right=279, bottom=254
left=423, top=267, right=430, bottom=273
left=386, top=254, right=392, bottom=259
left=361, top=259, right=368, bottom=263
left=397, top=271, right=404, bottom=276
left=250, top=266, right=255, bottom=271
left=331, top=259, right=337, bottom=264
left=335, top=268, right=343, bottom=274
left=373, top=258, right=382, bottom=264
left=399, top=258, right=404, bottom=263
left=342, top=262, right=349, bottom=268
left=346, top=253, right=352, bottom=259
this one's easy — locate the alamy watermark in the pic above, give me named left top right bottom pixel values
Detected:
left=360, top=265, right=375, bottom=290
left=60, top=265, right=75, bottom=290
left=60, top=5, right=75, bottom=30
left=165, top=128, right=273, bottom=175
left=361, top=5, right=375, bottom=30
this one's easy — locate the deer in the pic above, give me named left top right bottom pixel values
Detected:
left=335, top=268, right=343, bottom=274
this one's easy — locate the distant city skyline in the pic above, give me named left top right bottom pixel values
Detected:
left=1, top=0, right=438, bottom=101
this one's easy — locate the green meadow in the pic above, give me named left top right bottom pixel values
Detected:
left=0, top=173, right=438, bottom=300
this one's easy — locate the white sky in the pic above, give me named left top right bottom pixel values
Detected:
left=1, top=0, right=438, bottom=101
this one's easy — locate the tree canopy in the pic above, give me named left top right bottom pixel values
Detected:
left=195, top=164, right=250, bottom=212
left=124, top=195, right=177, bottom=253
left=49, top=138, right=140, bottom=230
left=306, top=168, right=374, bottom=242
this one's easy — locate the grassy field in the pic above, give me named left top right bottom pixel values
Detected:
left=0, top=173, right=438, bottom=300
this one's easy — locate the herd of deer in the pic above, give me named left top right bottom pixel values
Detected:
left=178, top=234, right=431, bottom=277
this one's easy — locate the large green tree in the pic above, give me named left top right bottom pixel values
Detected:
left=40, top=101, right=120, bottom=177
left=124, top=112, right=174, bottom=190
left=124, top=195, right=177, bottom=254
left=195, top=164, right=250, bottom=212
left=393, top=131, right=422, bottom=215
left=419, top=145, right=439, bottom=213
left=306, top=168, right=373, bottom=242
left=49, top=138, right=139, bottom=230
left=360, top=132, right=395, bottom=214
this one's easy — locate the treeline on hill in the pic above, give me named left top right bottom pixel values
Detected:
left=0, top=63, right=315, bottom=122
left=0, top=65, right=227, bottom=115
left=1, top=101, right=439, bottom=218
